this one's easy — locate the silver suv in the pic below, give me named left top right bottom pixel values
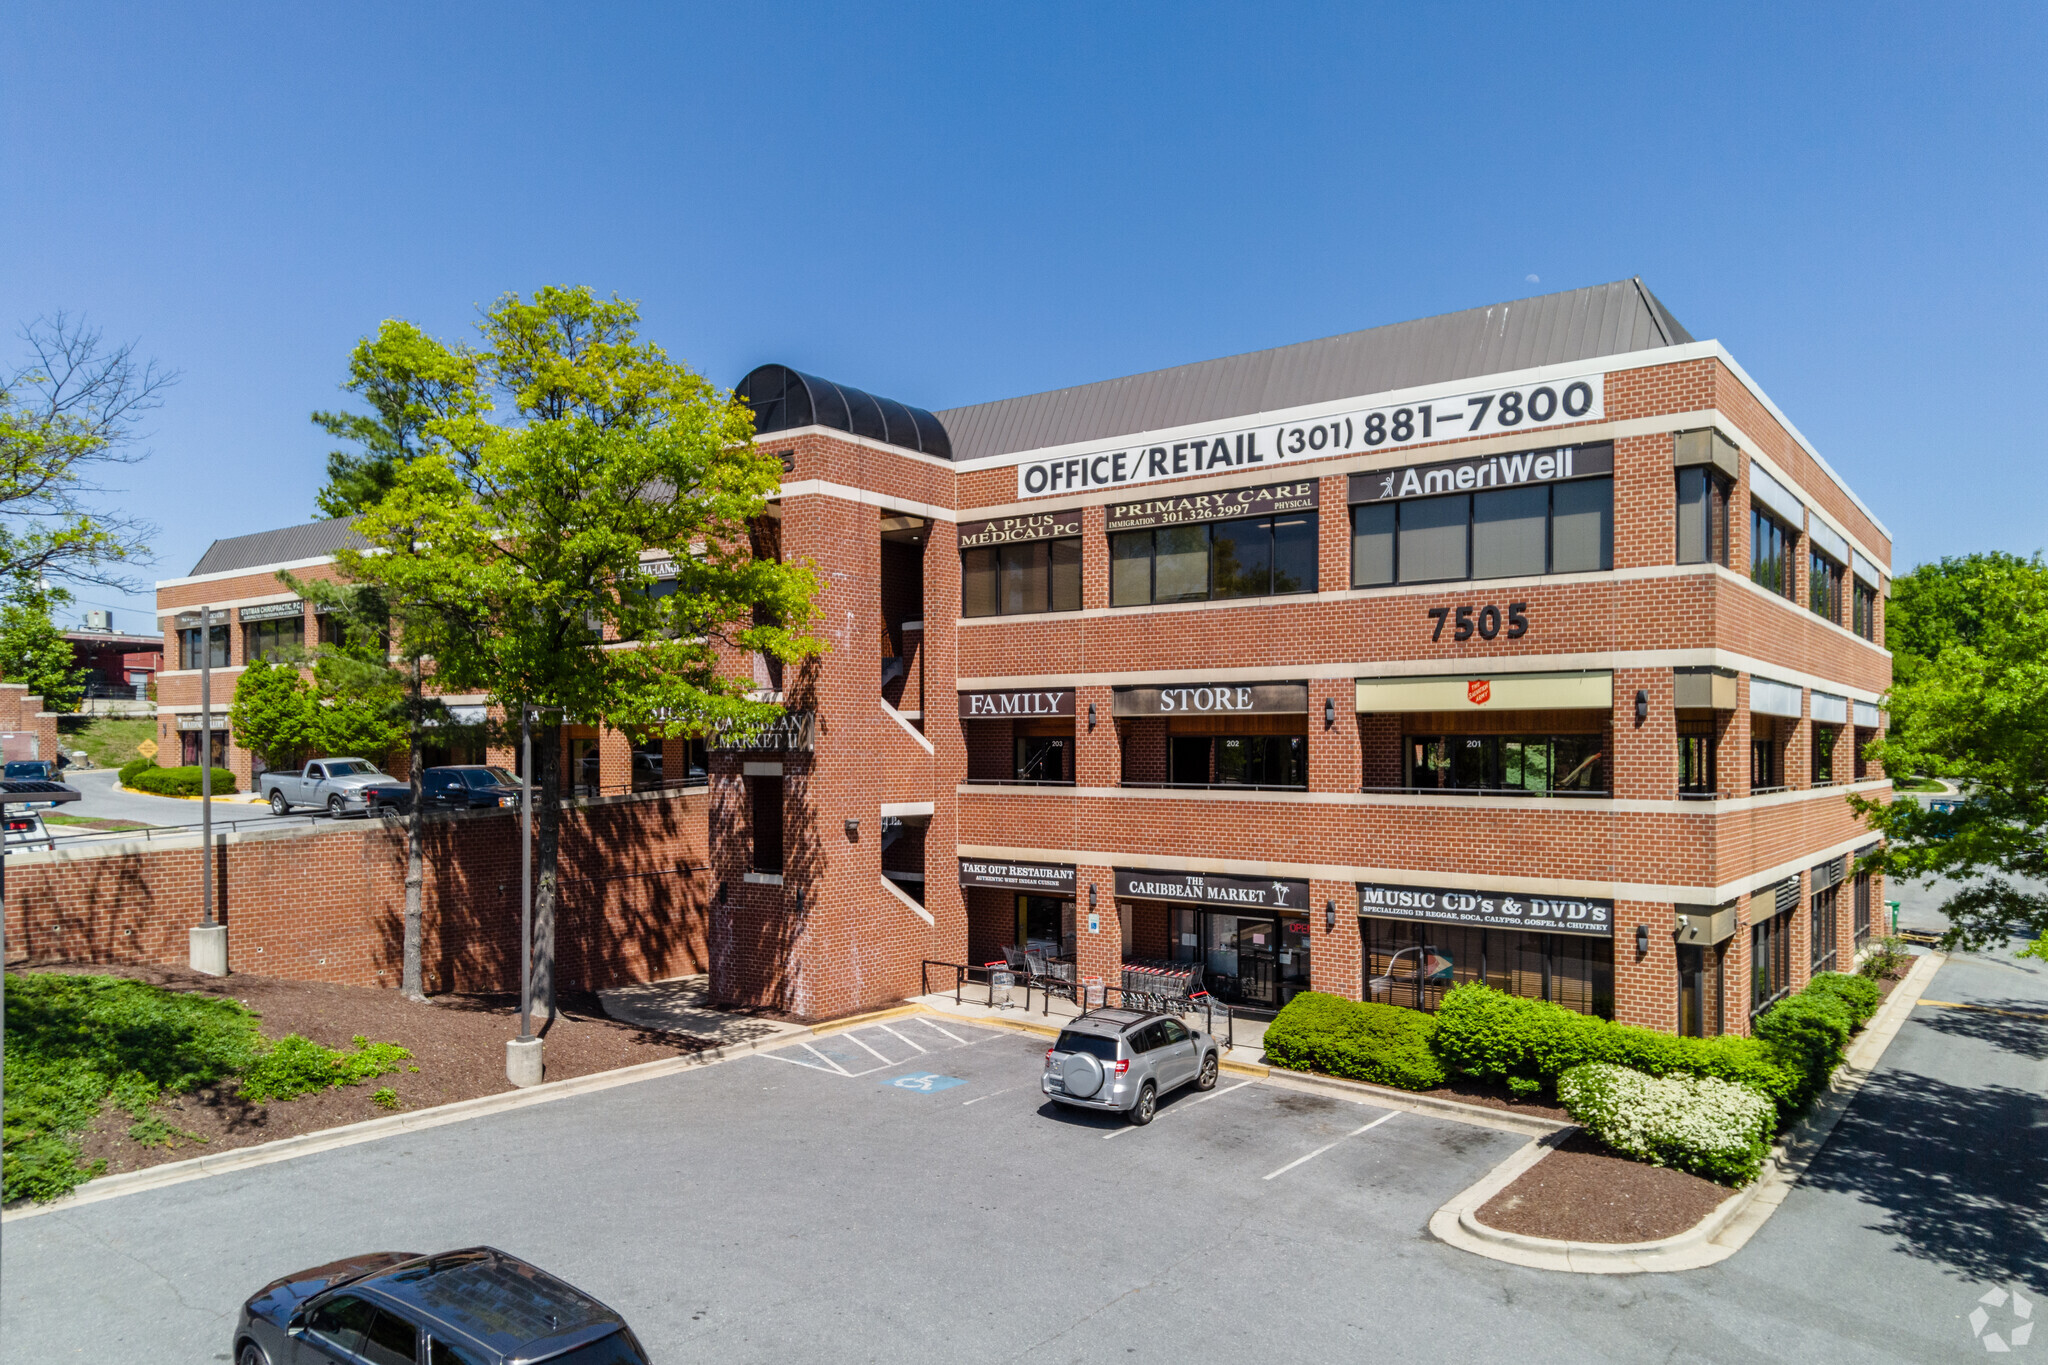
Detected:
left=1041, top=1008, right=1220, bottom=1125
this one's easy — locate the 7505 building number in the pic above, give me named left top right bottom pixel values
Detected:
left=1428, top=603, right=1528, bottom=642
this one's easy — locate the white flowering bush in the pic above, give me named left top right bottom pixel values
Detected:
left=1557, top=1062, right=1777, bottom=1186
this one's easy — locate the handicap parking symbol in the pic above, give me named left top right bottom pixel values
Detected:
left=883, top=1072, right=967, bottom=1094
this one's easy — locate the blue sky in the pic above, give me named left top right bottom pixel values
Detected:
left=6, top=2, right=2043, bottom=626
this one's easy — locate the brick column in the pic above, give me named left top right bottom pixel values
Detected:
left=1308, top=678, right=1358, bottom=794
left=1612, top=666, right=1675, bottom=799
left=1073, top=863, right=1122, bottom=998
left=1611, top=898, right=1673, bottom=1030
left=1081, top=504, right=1111, bottom=610
left=1789, top=868, right=1813, bottom=993
left=1074, top=685, right=1117, bottom=787
left=1318, top=473, right=1349, bottom=592
left=1785, top=689, right=1813, bottom=791
left=1834, top=866, right=1858, bottom=973
left=1308, top=877, right=1359, bottom=1000
left=1724, top=891, right=1754, bottom=1035
left=599, top=725, right=633, bottom=794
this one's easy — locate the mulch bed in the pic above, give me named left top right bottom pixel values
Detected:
left=1416, top=1076, right=1570, bottom=1122
left=21, top=962, right=707, bottom=1183
left=1475, top=1130, right=1734, bottom=1244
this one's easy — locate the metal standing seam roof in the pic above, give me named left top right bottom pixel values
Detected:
left=931, top=278, right=1694, bottom=463
left=186, top=516, right=369, bottom=577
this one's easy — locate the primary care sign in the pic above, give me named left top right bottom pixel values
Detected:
left=1012, top=373, right=1604, bottom=498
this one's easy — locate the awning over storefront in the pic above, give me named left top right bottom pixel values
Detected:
left=1358, top=880, right=1613, bottom=937
left=1114, top=867, right=1310, bottom=913
left=1673, top=667, right=1738, bottom=710
left=1854, top=700, right=1882, bottom=728
left=959, top=858, right=1074, bottom=895
left=1749, top=677, right=1803, bottom=718
left=1811, top=691, right=1849, bottom=725
left=1354, top=670, right=1611, bottom=713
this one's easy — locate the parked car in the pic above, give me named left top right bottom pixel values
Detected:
left=234, top=1245, right=649, bottom=1365
left=1041, top=1007, right=1219, bottom=1125
left=361, top=766, right=523, bottom=817
left=262, top=759, right=398, bottom=819
left=4, top=760, right=61, bottom=807
left=3, top=810, right=54, bottom=853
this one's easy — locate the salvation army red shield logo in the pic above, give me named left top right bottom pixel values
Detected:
left=1467, top=679, right=1492, bottom=705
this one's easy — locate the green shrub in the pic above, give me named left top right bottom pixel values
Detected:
left=117, top=755, right=157, bottom=785
left=1803, top=972, right=1881, bottom=1028
left=1751, top=993, right=1851, bottom=1109
left=237, top=1034, right=412, bottom=1103
left=1858, top=936, right=1912, bottom=981
left=127, top=765, right=238, bottom=797
left=1558, top=1062, right=1776, bottom=1186
left=371, top=1087, right=401, bottom=1111
left=1263, top=990, right=1448, bottom=1090
left=1430, top=984, right=1800, bottom=1110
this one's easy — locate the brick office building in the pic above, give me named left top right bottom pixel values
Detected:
left=155, top=279, right=1890, bottom=1031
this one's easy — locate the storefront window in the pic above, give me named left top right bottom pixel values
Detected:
left=1402, top=733, right=1604, bottom=795
left=318, top=613, right=348, bottom=649
left=1016, top=894, right=1072, bottom=954
left=1014, top=732, right=1068, bottom=782
left=1166, top=733, right=1305, bottom=788
left=181, top=728, right=229, bottom=767
left=963, top=538, right=1082, bottom=617
left=1676, top=467, right=1732, bottom=566
left=1811, top=884, right=1839, bottom=974
left=1853, top=870, right=1873, bottom=947
left=1364, top=916, right=1612, bottom=1019
left=1111, top=515, right=1316, bottom=606
left=1750, top=508, right=1796, bottom=599
left=1751, top=909, right=1794, bottom=1015
left=1351, top=478, right=1611, bottom=586
left=1162, top=908, right=1309, bottom=1010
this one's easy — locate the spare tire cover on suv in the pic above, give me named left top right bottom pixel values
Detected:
left=1062, top=1052, right=1105, bottom=1098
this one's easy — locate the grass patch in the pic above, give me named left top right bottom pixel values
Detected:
left=58, top=715, right=155, bottom=769
left=43, top=813, right=151, bottom=831
left=3, top=973, right=413, bottom=1203
left=1893, top=775, right=1947, bottom=792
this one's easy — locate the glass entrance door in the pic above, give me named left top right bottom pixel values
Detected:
left=1205, top=913, right=1279, bottom=1008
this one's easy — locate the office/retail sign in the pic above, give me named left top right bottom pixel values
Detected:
left=1348, top=441, right=1613, bottom=504
left=710, top=709, right=816, bottom=753
left=1112, top=682, right=1308, bottom=717
left=1105, top=480, right=1319, bottom=533
left=958, top=858, right=1075, bottom=895
left=1115, top=868, right=1310, bottom=911
left=1013, top=373, right=1605, bottom=497
left=958, top=510, right=1084, bottom=549
left=1357, top=880, right=1613, bottom=937
left=238, top=600, right=304, bottom=623
left=958, top=689, right=1076, bottom=719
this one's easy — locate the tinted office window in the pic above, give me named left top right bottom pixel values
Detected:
left=1812, top=724, right=1838, bottom=784
left=318, top=613, right=348, bottom=648
left=1811, top=884, right=1839, bottom=973
left=178, top=625, right=229, bottom=669
left=244, top=616, right=304, bottom=663
left=1403, top=734, right=1604, bottom=794
left=1751, top=508, right=1796, bottom=599
left=962, top=538, right=1081, bottom=617
left=1351, top=478, right=1613, bottom=588
left=1014, top=734, right=1068, bottom=781
left=1752, top=910, right=1793, bottom=1014
left=1853, top=581, right=1878, bottom=640
left=749, top=775, right=783, bottom=873
left=1810, top=551, right=1843, bottom=621
left=1678, top=733, right=1718, bottom=794
left=1676, top=467, right=1732, bottom=566
left=1110, top=516, right=1317, bottom=607
left=1751, top=722, right=1782, bottom=790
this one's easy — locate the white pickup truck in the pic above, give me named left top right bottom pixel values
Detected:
left=262, top=758, right=403, bottom=818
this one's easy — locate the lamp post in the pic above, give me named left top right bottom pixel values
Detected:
left=190, top=606, right=227, bottom=975
left=506, top=705, right=543, bottom=1086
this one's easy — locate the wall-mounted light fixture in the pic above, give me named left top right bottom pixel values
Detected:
left=844, top=817, right=860, bottom=840
left=1089, top=884, right=1098, bottom=909
left=1087, top=702, right=1097, bottom=731
left=1635, top=923, right=1649, bottom=956
left=1324, top=696, right=1336, bottom=729
left=1634, top=689, right=1649, bottom=728
left=1324, top=898, right=1336, bottom=932
left=794, top=888, right=807, bottom=916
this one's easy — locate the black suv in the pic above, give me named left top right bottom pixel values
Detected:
left=235, top=1246, right=648, bottom=1365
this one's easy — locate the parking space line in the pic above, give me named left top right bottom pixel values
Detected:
left=915, top=1017, right=969, bottom=1045
left=843, top=1031, right=897, bottom=1065
left=878, top=1023, right=929, bottom=1053
left=1103, top=1078, right=1256, bottom=1139
left=962, top=1086, right=1018, bottom=1106
left=1261, top=1111, right=1397, bottom=1179
left=798, top=1042, right=857, bottom=1075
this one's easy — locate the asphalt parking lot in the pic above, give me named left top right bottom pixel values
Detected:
left=2, top=1002, right=2032, bottom=1363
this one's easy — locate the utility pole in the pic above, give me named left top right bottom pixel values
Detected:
left=190, top=606, right=228, bottom=974
left=507, top=705, right=542, bottom=1085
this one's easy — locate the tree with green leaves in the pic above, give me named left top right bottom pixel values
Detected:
left=0, top=314, right=168, bottom=592
left=0, top=584, right=85, bottom=711
left=312, top=322, right=480, bottom=520
left=225, top=656, right=317, bottom=772
left=339, top=286, right=823, bottom=1017
left=1850, top=552, right=2048, bottom=951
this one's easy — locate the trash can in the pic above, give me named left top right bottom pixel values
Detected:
left=1887, top=899, right=1900, bottom=933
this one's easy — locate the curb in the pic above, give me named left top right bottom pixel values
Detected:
left=1, top=1022, right=823, bottom=1223
left=914, top=999, right=1271, bottom=1074
left=1427, top=950, right=1947, bottom=1274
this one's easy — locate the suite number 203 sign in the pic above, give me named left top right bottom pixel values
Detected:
left=1014, top=373, right=1604, bottom=497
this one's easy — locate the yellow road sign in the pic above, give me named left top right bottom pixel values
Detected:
left=135, top=738, right=158, bottom=759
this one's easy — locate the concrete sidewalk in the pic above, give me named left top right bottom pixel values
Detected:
left=598, top=975, right=810, bottom=1049
left=910, top=987, right=1271, bottom=1064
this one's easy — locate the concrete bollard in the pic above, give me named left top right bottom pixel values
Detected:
left=506, top=1036, right=544, bottom=1088
left=189, top=925, right=229, bottom=976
